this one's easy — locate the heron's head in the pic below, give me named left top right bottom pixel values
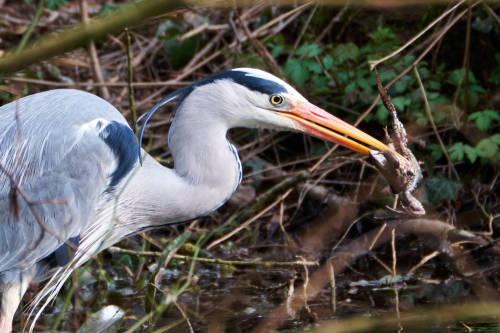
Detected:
left=140, top=68, right=395, bottom=157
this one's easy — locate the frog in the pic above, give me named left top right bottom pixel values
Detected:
left=370, top=74, right=425, bottom=216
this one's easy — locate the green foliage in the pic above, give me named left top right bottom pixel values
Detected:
left=366, top=26, right=400, bottom=57
left=157, top=19, right=200, bottom=69
left=446, top=68, right=485, bottom=107
left=271, top=14, right=498, bottom=171
left=468, top=110, right=500, bottom=131
left=283, top=43, right=330, bottom=94
left=475, top=136, right=500, bottom=161
left=448, top=142, right=478, bottom=163
left=333, top=43, right=359, bottom=64
left=425, top=175, right=462, bottom=205
left=428, top=143, right=443, bottom=161
left=447, top=134, right=500, bottom=164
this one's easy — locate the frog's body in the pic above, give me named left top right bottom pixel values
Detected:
left=370, top=78, right=425, bottom=216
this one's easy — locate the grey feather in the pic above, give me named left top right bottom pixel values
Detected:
left=0, top=90, right=130, bottom=275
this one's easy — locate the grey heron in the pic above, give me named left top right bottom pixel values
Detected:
left=0, top=68, right=395, bottom=332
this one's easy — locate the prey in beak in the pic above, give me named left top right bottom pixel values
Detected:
left=278, top=100, right=404, bottom=160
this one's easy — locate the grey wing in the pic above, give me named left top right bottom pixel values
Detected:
left=0, top=89, right=139, bottom=273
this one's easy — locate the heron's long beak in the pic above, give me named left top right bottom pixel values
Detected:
left=280, top=101, right=402, bottom=158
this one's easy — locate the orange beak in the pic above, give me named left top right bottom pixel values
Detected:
left=279, top=101, right=403, bottom=159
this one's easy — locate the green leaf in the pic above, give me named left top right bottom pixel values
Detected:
left=376, top=105, right=389, bottom=124
left=271, top=45, right=284, bottom=58
left=391, top=96, right=411, bottom=111
left=345, top=81, right=357, bottom=93
left=425, top=175, right=462, bottom=205
left=368, top=26, right=399, bottom=44
left=448, top=142, right=465, bottom=162
left=464, top=145, right=478, bottom=163
left=490, top=134, right=500, bottom=145
left=415, top=112, right=428, bottom=126
left=296, top=44, right=322, bottom=58
left=284, top=59, right=309, bottom=87
left=447, top=68, right=479, bottom=86
left=475, top=138, right=499, bottom=159
left=428, top=143, right=443, bottom=161
left=419, top=67, right=430, bottom=80
left=306, top=60, right=323, bottom=74
left=312, top=75, right=328, bottom=94
left=159, top=19, right=200, bottom=69
left=468, top=110, right=500, bottom=131
left=394, top=78, right=410, bottom=94
left=322, top=55, right=334, bottom=70
left=333, top=43, right=360, bottom=64
left=427, top=80, right=441, bottom=90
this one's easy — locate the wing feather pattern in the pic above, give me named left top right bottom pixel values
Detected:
left=0, top=89, right=137, bottom=275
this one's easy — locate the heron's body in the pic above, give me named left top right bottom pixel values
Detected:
left=0, top=68, right=394, bottom=332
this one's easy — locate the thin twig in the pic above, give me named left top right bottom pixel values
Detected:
left=314, top=5, right=348, bottom=44
left=407, top=250, right=439, bottom=275
left=108, top=246, right=318, bottom=267
left=80, top=0, right=110, bottom=99
left=206, top=188, right=293, bottom=250
left=483, top=3, right=500, bottom=26
left=368, top=0, right=466, bottom=69
left=292, top=5, right=317, bottom=51
left=413, top=65, right=460, bottom=180
left=328, top=261, right=336, bottom=315
left=462, top=4, right=472, bottom=113
left=125, top=28, right=137, bottom=127
left=391, top=228, right=397, bottom=276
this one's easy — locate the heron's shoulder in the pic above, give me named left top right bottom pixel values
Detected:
left=98, top=120, right=139, bottom=188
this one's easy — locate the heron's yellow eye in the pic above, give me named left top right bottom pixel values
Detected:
left=270, top=94, right=284, bottom=105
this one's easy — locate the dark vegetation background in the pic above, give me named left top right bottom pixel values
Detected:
left=0, top=0, right=499, bottom=332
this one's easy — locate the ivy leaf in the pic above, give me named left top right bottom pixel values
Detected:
left=448, top=142, right=465, bottom=162
left=425, top=175, right=462, bottom=205
left=464, top=145, right=478, bottom=163
left=468, top=110, right=500, bottom=131
left=333, top=43, right=359, bottom=64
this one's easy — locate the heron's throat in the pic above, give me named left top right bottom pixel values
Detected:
left=157, top=118, right=241, bottom=220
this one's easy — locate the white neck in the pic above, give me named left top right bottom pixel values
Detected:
left=116, top=106, right=241, bottom=230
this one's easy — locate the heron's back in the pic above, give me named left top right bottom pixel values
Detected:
left=0, top=89, right=131, bottom=274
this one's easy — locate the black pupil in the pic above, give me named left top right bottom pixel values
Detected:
left=272, top=96, right=281, bottom=104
